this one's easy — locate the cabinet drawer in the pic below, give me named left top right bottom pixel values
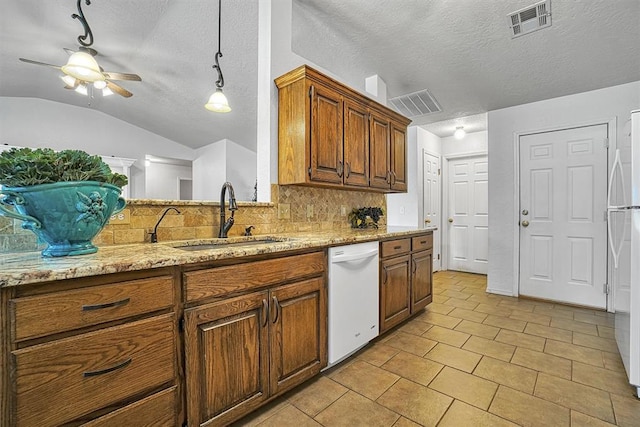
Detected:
left=412, top=234, right=433, bottom=252
left=184, top=251, right=326, bottom=302
left=81, top=386, right=178, bottom=427
left=380, top=238, right=411, bottom=258
left=11, top=275, right=175, bottom=342
left=13, top=314, right=176, bottom=427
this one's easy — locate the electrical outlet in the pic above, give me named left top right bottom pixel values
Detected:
left=341, top=206, right=347, bottom=216
left=278, top=203, right=291, bottom=219
left=306, top=204, right=314, bottom=218
left=109, top=209, right=130, bottom=224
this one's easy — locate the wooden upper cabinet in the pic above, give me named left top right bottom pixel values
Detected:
left=391, top=123, right=408, bottom=192
left=275, top=65, right=410, bottom=193
left=369, top=111, right=391, bottom=190
left=309, top=83, right=343, bottom=184
left=343, top=99, right=369, bottom=187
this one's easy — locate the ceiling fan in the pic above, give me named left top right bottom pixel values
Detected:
left=18, top=0, right=141, bottom=98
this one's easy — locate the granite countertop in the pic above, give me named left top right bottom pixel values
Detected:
left=0, top=226, right=436, bottom=288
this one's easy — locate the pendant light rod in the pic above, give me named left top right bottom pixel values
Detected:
left=212, top=0, right=224, bottom=89
left=72, top=0, right=94, bottom=47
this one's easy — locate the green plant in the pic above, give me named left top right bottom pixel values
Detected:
left=349, top=206, right=384, bottom=229
left=0, top=148, right=128, bottom=188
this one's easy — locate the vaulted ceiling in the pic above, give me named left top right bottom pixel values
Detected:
left=1, top=0, right=638, bottom=147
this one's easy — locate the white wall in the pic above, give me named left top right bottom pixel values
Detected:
left=145, top=162, right=193, bottom=200
left=192, top=139, right=256, bottom=201
left=227, top=142, right=258, bottom=201
left=192, top=140, right=227, bottom=200
left=487, top=81, right=640, bottom=296
left=442, top=131, right=488, bottom=157
left=0, top=97, right=195, bottom=198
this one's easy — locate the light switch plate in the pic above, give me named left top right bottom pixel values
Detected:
left=306, top=205, right=314, bottom=218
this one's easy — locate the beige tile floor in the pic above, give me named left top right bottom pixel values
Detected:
left=235, top=271, right=640, bottom=426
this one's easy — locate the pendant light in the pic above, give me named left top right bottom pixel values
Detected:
left=205, top=0, right=231, bottom=113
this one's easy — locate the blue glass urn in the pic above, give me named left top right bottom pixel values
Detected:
left=0, top=181, right=126, bottom=257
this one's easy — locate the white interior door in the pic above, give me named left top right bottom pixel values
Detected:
left=423, top=150, right=441, bottom=271
left=519, top=124, right=608, bottom=308
left=447, top=156, right=489, bottom=274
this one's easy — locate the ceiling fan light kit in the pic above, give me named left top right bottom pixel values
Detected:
left=18, top=0, right=140, bottom=99
left=61, top=51, right=104, bottom=82
left=205, top=0, right=231, bottom=113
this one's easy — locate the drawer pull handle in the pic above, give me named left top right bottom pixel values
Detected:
left=393, top=245, right=402, bottom=250
left=420, top=240, right=427, bottom=244
left=82, top=298, right=131, bottom=311
left=83, top=358, right=132, bottom=377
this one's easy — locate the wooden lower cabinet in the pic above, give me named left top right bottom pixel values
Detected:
left=380, top=233, right=434, bottom=334
left=380, top=255, right=411, bottom=332
left=184, top=273, right=327, bottom=426
left=184, top=292, right=270, bottom=427
left=411, top=249, right=433, bottom=312
left=1, top=269, right=180, bottom=427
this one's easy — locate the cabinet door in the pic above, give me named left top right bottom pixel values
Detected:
left=380, top=255, right=411, bottom=333
left=369, top=112, right=391, bottom=189
left=184, top=291, right=270, bottom=427
left=411, top=249, right=433, bottom=313
left=269, top=277, right=327, bottom=396
left=390, top=123, right=408, bottom=192
left=343, top=99, right=369, bottom=187
left=309, top=83, right=343, bottom=184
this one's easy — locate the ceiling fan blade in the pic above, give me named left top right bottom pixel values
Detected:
left=106, top=81, right=133, bottom=98
left=19, top=58, right=62, bottom=69
left=103, top=71, right=142, bottom=82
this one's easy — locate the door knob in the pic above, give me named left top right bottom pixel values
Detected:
left=522, top=209, right=529, bottom=215
left=521, top=220, right=530, bottom=227
left=425, top=219, right=431, bottom=223
left=448, top=218, right=453, bottom=223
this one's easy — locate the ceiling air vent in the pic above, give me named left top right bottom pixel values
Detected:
left=508, top=0, right=551, bottom=38
left=389, top=90, right=442, bottom=118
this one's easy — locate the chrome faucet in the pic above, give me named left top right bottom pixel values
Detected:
left=150, top=207, right=181, bottom=243
left=218, top=182, right=238, bottom=238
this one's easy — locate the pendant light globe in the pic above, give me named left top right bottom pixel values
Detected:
left=205, top=88, right=232, bottom=113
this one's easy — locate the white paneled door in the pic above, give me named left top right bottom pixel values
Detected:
left=423, top=151, right=441, bottom=271
left=519, top=125, right=608, bottom=308
left=447, top=156, right=488, bottom=274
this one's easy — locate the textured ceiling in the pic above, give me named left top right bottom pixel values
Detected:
left=292, top=0, right=640, bottom=137
left=1, top=1, right=639, bottom=146
left=0, top=0, right=259, bottom=151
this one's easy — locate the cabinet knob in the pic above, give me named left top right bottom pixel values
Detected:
left=448, top=218, right=453, bottom=223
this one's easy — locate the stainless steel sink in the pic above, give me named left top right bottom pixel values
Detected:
left=173, top=237, right=292, bottom=251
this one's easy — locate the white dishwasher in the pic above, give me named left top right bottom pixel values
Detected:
left=326, top=241, right=379, bottom=368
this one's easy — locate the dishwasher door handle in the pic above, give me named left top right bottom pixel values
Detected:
left=331, top=248, right=379, bottom=264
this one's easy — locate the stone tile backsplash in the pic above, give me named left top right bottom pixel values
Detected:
left=0, top=184, right=386, bottom=252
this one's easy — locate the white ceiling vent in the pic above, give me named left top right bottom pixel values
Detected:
left=508, top=0, right=551, bottom=38
left=389, top=90, right=442, bottom=118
